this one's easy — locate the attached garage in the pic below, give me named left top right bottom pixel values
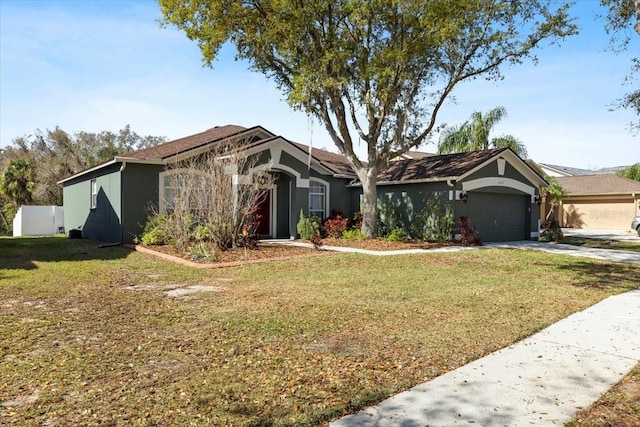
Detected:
left=371, top=148, right=545, bottom=242
left=556, top=175, right=640, bottom=230
left=461, top=192, right=528, bottom=242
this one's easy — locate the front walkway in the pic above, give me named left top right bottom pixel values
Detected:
left=330, top=290, right=640, bottom=426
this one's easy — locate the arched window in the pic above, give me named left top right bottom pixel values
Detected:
left=309, top=179, right=328, bottom=220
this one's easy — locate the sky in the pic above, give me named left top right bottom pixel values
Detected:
left=0, top=0, right=638, bottom=170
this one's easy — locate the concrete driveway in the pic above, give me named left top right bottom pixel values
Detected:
left=562, top=228, right=640, bottom=242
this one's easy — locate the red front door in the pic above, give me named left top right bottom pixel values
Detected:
left=255, top=190, right=271, bottom=236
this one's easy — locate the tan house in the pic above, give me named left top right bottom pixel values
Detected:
left=555, top=174, right=640, bottom=229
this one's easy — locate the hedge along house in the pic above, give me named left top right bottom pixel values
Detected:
left=59, top=125, right=356, bottom=244
left=352, top=148, right=547, bottom=242
left=60, top=124, right=546, bottom=244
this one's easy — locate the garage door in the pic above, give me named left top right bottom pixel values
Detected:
left=562, top=200, right=636, bottom=229
left=464, top=192, right=527, bottom=242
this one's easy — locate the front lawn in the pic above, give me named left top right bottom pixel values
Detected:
left=2, top=237, right=639, bottom=426
left=560, top=236, right=640, bottom=252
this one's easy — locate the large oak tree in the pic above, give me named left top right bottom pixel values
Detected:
left=160, top=0, right=576, bottom=236
left=601, top=0, right=640, bottom=132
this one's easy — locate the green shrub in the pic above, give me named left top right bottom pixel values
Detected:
left=192, top=224, right=212, bottom=242
left=410, top=199, right=455, bottom=243
left=188, top=242, right=218, bottom=262
left=378, top=196, right=401, bottom=238
left=343, top=228, right=365, bottom=240
left=297, top=209, right=320, bottom=240
left=141, top=228, right=166, bottom=246
left=385, top=227, right=407, bottom=242
left=540, top=218, right=563, bottom=242
left=139, top=214, right=169, bottom=245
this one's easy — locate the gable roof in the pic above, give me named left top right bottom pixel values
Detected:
left=539, top=163, right=631, bottom=177
left=556, top=174, right=640, bottom=195
left=377, top=148, right=508, bottom=183
left=290, top=142, right=355, bottom=177
left=395, top=151, right=436, bottom=160
left=126, top=125, right=269, bottom=160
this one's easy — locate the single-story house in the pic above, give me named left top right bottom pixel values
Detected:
left=554, top=174, right=640, bottom=229
left=59, top=124, right=546, bottom=243
left=534, top=163, right=640, bottom=229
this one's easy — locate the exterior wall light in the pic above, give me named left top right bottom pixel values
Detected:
left=460, top=191, right=468, bottom=203
left=534, top=194, right=542, bottom=205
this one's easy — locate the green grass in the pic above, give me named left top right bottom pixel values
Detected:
left=560, top=236, right=640, bottom=252
left=1, top=236, right=639, bottom=426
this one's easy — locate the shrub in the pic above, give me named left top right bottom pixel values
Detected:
left=458, top=216, right=482, bottom=246
left=378, top=196, right=401, bottom=238
left=343, top=228, right=365, bottom=240
left=410, top=199, right=455, bottom=242
left=139, top=214, right=169, bottom=246
left=141, top=228, right=166, bottom=246
left=188, top=242, right=218, bottom=262
left=193, top=224, right=212, bottom=242
left=323, top=215, right=348, bottom=238
left=540, top=218, right=563, bottom=242
left=297, top=209, right=320, bottom=240
left=350, top=211, right=363, bottom=230
left=385, top=227, right=407, bottom=242
left=310, top=232, right=323, bottom=249
left=236, top=222, right=259, bottom=249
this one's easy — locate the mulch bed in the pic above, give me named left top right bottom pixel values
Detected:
left=131, top=242, right=327, bottom=268
left=132, top=238, right=455, bottom=268
left=319, top=238, right=453, bottom=251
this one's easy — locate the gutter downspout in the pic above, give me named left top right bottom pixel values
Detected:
left=447, top=179, right=457, bottom=241
left=119, top=161, right=127, bottom=245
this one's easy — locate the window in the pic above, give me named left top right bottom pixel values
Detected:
left=161, top=174, right=177, bottom=211
left=90, top=179, right=97, bottom=208
left=309, top=180, right=327, bottom=220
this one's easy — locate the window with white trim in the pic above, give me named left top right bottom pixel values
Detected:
left=90, top=179, right=97, bottom=208
left=309, top=180, right=327, bottom=220
left=161, top=173, right=178, bottom=211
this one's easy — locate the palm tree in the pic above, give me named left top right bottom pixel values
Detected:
left=0, top=159, right=35, bottom=206
left=541, top=176, right=566, bottom=221
left=437, top=106, right=528, bottom=157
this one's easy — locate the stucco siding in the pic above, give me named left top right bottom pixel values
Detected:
left=121, top=163, right=163, bottom=243
left=63, top=164, right=122, bottom=242
left=562, top=196, right=639, bottom=229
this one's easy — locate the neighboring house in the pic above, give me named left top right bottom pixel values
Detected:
left=538, top=163, right=629, bottom=177
left=554, top=174, right=640, bottom=230
left=535, top=162, right=640, bottom=229
left=59, top=124, right=546, bottom=244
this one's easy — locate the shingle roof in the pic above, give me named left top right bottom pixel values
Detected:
left=399, top=151, right=436, bottom=160
left=291, top=142, right=356, bottom=177
left=126, top=125, right=251, bottom=160
left=556, top=174, right=640, bottom=195
left=539, top=163, right=631, bottom=177
left=377, top=148, right=509, bottom=182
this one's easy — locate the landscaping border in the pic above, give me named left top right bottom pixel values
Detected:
left=124, top=243, right=334, bottom=269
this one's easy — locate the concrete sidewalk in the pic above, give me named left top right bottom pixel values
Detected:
left=330, top=290, right=640, bottom=427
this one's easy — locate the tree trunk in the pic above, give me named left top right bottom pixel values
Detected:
left=358, top=167, right=378, bottom=238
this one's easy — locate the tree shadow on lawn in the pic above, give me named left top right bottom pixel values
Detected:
left=557, top=260, right=640, bottom=291
left=0, top=236, right=131, bottom=271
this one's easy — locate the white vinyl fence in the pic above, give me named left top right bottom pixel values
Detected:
left=13, top=205, right=64, bottom=237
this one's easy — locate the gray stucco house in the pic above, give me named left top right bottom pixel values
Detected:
left=59, top=124, right=546, bottom=243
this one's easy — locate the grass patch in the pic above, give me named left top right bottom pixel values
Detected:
left=560, top=236, right=640, bottom=252
left=566, top=363, right=640, bottom=427
left=1, top=236, right=639, bottom=426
